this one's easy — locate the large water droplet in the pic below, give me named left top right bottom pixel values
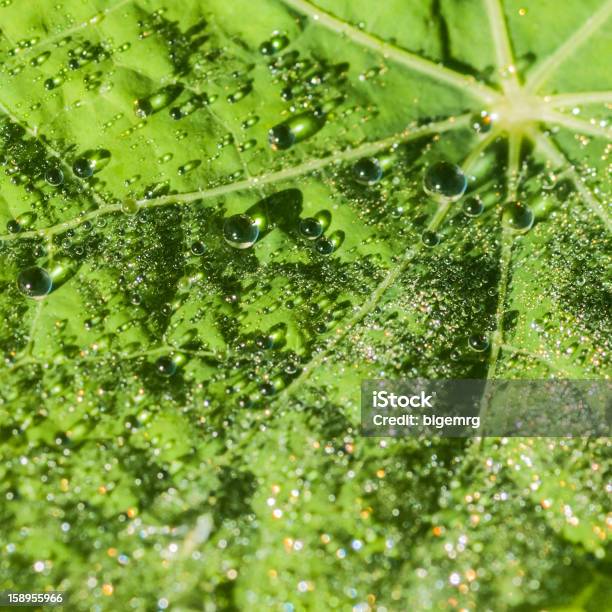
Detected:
left=223, top=214, right=260, bottom=249
left=17, top=266, right=52, bottom=298
left=299, top=217, right=324, bottom=240
left=503, top=201, right=534, bottom=232
left=45, top=166, right=64, bottom=186
left=352, top=157, right=382, bottom=185
left=423, top=161, right=467, bottom=202
left=155, top=356, right=177, bottom=377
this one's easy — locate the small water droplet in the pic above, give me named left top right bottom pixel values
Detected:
left=462, top=196, right=484, bottom=218
left=268, top=124, right=295, bottom=151
left=223, top=214, right=259, bottom=249
left=472, top=111, right=494, bottom=133
left=423, top=161, right=467, bottom=202
left=17, top=266, right=52, bottom=299
left=468, top=334, right=489, bottom=352
left=72, top=149, right=111, bottom=178
left=299, top=217, right=323, bottom=240
left=45, top=167, right=64, bottom=186
left=191, top=241, right=206, bottom=256
left=352, top=157, right=382, bottom=185
left=503, top=201, right=534, bottom=232
left=421, top=230, right=440, bottom=247
left=155, top=356, right=177, bottom=377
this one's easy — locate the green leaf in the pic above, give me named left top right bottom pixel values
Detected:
left=0, top=0, right=610, bottom=609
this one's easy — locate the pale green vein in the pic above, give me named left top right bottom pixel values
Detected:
left=540, top=110, right=611, bottom=139
left=281, top=0, right=500, bottom=104
left=526, top=0, right=612, bottom=92
left=532, top=129, right=612, bottom=232
left=546, top=91, right=612, bottom=107
left=3, top=0, right=133, bottom=60
left=483, top=0, right=520, bottom=94
left=0, top=98, right=108, bottom=210
left=0, top=114, right=471, bottom=242
left=275, top=129, right=501, bottom=405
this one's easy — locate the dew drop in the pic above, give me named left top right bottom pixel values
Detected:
left=299, top=217, right=323, bottom=240
left=503, top=201, right=534, bottom=232
left=423, top=161, right=467, bottom=202
left=462, top=196, right=484, bottom=218
left=268, top=112, right=325, bottom=151
left=17, top=266, right=52, bottom=299
left=421, top=230, right=440, bottom=247
left=155, top=356, right=177, bottom=377
left=259, top=34, right=289, bottom=56
left=191, top=241, right=206, bottom=256
left=122, top=198, right=138, bottom=215
left=468, top=334, right=489, bottom=352
left=72, top=149, right=111, bottom=178
left=352, top=157, right=382, bottom=185
left=223, top=214, right=260, bottom=249
left=314, top=237, right=334, bottom=255
left=472, top=111, right=494, bottom=133
left=45, top=166, right=64, bottom=186
left=268, top=124, right=295, bottom=151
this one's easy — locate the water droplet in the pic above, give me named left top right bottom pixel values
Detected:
left=122, top=198, right=138, bottom=215
left=155, top=356, right=177, bottom=377
left=268, top=112, right=326, bottom=151
left=17, top=266, right=52, bottom=299
left=134, top=84, right=183, bottom=118
left=223, top=214, right=260, bottom=249
left=191, top=241, right=206, bottom=256
left=462, top=196, right=484, bottom=217
left=352, top=157, right=382, bottom=185
left=259, top=34, right=289, bottom=56
left=44, top=75, right=64, bottom=90
left=177, top=160, right=201, bottom=175
left=299, top=217, right=323, bottom=240
left=31, top=51, right=51, bottom=66
left=314, top=237, right=334, bottom=255
left=421, top=230, right=440, bottom=247
left=45, top=167, right=64, bottom=186
left=468, top=334, right=489, bottom=352
left=6, top=220, right=21, bottom=234
left=423, top=161, right=467, bottom=202
left=268, top=124, right=295, bottom=151
left=227, top=82, right=252, bottom=104
left=503, top=201, right=534, bottom=232
left=72, top=149, right=111, bottom=178
left=472, top=111, right=494, bottom=133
